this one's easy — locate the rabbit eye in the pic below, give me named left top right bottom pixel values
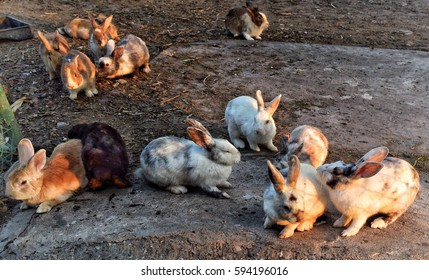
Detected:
left=21, top=180, right=27, bottom=185
left=265, top=120, right=270, bottom=124
left=333, top=167, right=343, bottom=175
left=74, top=73, right=78, bottom=78
left=283, top=205, right=291, bottom=212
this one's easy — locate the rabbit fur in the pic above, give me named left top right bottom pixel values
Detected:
left=4, top=138, right=87, bottom=213
left=316, top=146, right=420, bottom=237
left=135, top=118, right=241, bottom=198
left=264, top=157, right=329, bottom=238
left=225, top=90, right=281, bottom=152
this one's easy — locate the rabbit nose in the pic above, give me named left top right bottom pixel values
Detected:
left=256, top=129, right=265, bottom=136
left=99, top=61, right=105, bottom=68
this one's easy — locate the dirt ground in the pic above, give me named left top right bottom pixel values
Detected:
left=0, top=0, right=428, bottom=259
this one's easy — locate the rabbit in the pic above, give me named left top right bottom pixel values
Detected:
left=316, top=146, right=420, bottom=237
left=61, top=49, right=98, bottom=100
left=225, top=90, right=281, bottom=152
left=37, top=30, right=70, bottom=80
left=263, top=157, right=329, bottom=238
left=225, top=1, right=269, bottom=41
left=67, top=122, right=129, bottom=190
left=134, top=118, right=241, bottom=198
left=57, top=15, right=119, bottom=41
left=97, top=34, right=151, bottom=79
left=88, top=14, right=117, bottom=63
left=4, top=138, right=87, bottom=213
left=277, top=125, right=329, bottom=169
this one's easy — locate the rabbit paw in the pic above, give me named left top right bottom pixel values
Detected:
left=263, top=216, right=275, bottom=229
left=297, top=221, right=314, bottom=232
left=232, top=139, right=245, bottom=149
left=167, top=186, right=188, bottom=194
left=279, top=227, right=295, bottom=238
left=334, top=215, right=352, bottom=228
left=243, top=33, right=255, bottom=41
left=68, top=91, right=78, bottom=100
left=85, top=90, right=95, bottom=98
left=266, top=142, right=278, bottom=152
left=341, top=227, right=360, bottom=237
left=20, top=202, right=30, bottom=210
left=255, top=36, right=262, bottom=40
left=370, top=217, right=388, bottom=229
left=36, top=203, right=52, bottom=213
left=217, top=181, right=233, bottom=189
left=249, top=143, right=261, bottom=152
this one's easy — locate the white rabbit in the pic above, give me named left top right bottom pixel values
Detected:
left=317, top=146, right=420, bottom=237
left=277, top=125, right=328, bottom=169
left=134, top=118, right=241, bottom=198
left=225, top=90, right=281, bottom=152
left=225, top=1, right=269, bottom=41
left=264, top=157, right=329, bottom=238
left=97, top=34, right=151, bottom=79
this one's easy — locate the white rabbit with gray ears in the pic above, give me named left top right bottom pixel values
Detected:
left=225, top=90, right=281, bottom=152
left=317, top=146, right=420, bottom=237
left=264, top=156, right=329, bottom=238
left=135, top=118, right=241, bottom=198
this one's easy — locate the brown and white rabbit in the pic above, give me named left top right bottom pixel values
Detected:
left=277, top=125, right=329, bottom=169
left=61, top=49, right=98, bottom=100
left=57, top=15, right=119, bottom=41
left=88, top=14, right=117, bottom=63
left=135, top=118, right=241, bottom=198
left=97, top=34, right=151, bottom=79
left=225, top=90, right=281, bottom=152
left=4, top=138, right=87, bottom=213
left=37, top=30, right=70, bottom=80
left=225, top=1, right=269, bottom=41
left=317, top=146, right=420, bottom=237
left=67, top=122, right=129, bottom=190
left=264, top=157, right=329, bottom=238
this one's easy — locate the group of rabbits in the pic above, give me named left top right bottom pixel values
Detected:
left=37, top=13, right=151, bottom=100
left=2, top=2, right=421, bottom=239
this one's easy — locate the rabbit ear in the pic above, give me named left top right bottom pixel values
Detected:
left=185, top=118, right=211, bottom=136
left=100, top=15, right=113, bottom=32
left=292, top=142, right=304, bottom=157
left=55, top=31, right=70, bottom=54
left=286, top=155, right=300, bottom=188
left=187, top=127, right=215, bottom=150
left=88, top=13, right=98, bottom=29
left=37, top=30, right=53, bottom=52
left=113, top=46, right=125, bottom=60
left=351, top=162, right=384, bottom=179
left=18, top=138, right=35, bottom=166
left=266, top=94, right=281, bottom=116
left=267, top=160, right=286, bottom=192
left=356, top=146, right=389, bottom=165
left=279, top=133, right=290, bottom=154
left=28, top=149, right=47, bottom=173
left=255, top=90, right=265, bottom=111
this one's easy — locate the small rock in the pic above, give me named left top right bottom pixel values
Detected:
left=56, top=122, right=68, bottom=128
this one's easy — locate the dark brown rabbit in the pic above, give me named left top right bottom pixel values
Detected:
left=67, top=122, right=129, bottom=190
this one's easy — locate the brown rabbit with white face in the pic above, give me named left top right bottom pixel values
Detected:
left=57, top=15, right=119, bottom=41
left=317, top=146, right=420, bottom=237
left=61, top=49, right=98, bottom=100
left=4, top=138, right=87, bottom=213
left=37, top=30, right=70, bottom=80
left=225, top=1, right=269, bottom=41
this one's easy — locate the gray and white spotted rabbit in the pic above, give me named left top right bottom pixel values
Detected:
left=135, top=118, right=241, bottom=198
left=317, top=146, right=420, bottom=237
